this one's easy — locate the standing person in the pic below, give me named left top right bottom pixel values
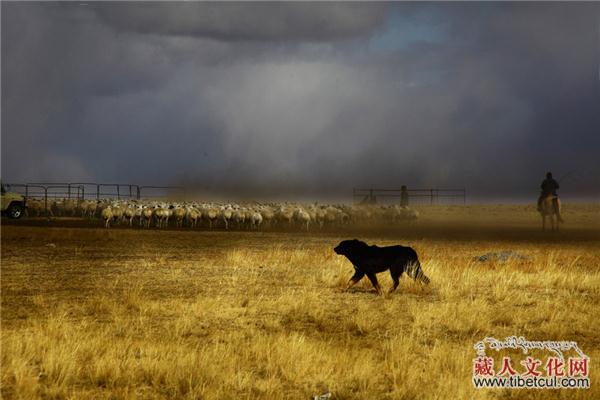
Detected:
left=400, top=185, right=409, bottom=208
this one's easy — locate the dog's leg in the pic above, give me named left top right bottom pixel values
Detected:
left=366, top=273, right=383, bottom=295
left=389, top=278, right=400, bottom=294
left=345, top=272, right=364, bottom=291
left=389, top=267, right=402, bottom=293
left=389, top=275, right=400, bottom=293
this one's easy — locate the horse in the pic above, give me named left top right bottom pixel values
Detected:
left=539, top=194, right=563, bottom=231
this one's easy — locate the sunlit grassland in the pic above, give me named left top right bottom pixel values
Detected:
left=1, top=206, right=599, bottom=399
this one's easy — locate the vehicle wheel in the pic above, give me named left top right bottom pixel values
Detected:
left=7, top=204, right=24, bottom=219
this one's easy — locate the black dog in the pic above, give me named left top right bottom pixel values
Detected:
left=334, top=239, right=429, bottom=295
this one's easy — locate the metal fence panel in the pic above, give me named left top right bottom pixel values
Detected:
left=3, top=182, right=183, bottom=214
left=353, top=187, right=466, bottom=205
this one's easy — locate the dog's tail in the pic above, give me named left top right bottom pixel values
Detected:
left=409, top=260, right=430, bottom=285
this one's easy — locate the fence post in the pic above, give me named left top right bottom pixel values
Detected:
left=117, top=185, right=120, bottom=200
left=430, top=189, right=434, bottom=205
left=68, top=184, right=71, bottom=199
left=44, top=187, right=48, bottom=215
left=137, top=186, right=141, bottom=200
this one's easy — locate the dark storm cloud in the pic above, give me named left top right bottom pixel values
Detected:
left=94, top=2, right=388, bottom=42
left=2, top=2, right=599, bottom=201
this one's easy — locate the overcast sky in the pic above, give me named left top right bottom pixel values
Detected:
left=2, top=2, right=599, bottom=201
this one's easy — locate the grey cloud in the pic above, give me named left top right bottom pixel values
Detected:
left=2, top=2, right=599, bottom=201
left=94, top=2, right=388, bottom=42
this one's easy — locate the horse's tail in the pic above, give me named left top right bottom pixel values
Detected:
left=408, top=260, right=430, bottom=285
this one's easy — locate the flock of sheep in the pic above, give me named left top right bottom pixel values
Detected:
left=25, top=198, right=419, bottom=230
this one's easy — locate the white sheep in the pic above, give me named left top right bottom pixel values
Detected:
left=173, top=206, right=186, bottom=228
left=124, top=205, right=136, bottom=227
left=186, top=207, right=201, bottom=228
left=315, top=207, right=327, bottom=229
left=276, top=206, right=294, bottom=227
left=111, top=204, right=124, bottom=225
left=84, top=200, right=98, bottom=218
left=154, top=206, right=170, bottom=228
left=232, top=208, right=245, bottom=229
left=101, top=206, right=113, bottom=228
left=220, top=206, right=233, bottom=230
left=26, top=199, right=45, bottom=217
left=204, top=206, right=219, bottom=229
left=141, top=206, right=154, bottom=228
left=134, top=205, right=144, bottom=226
left=250, top=211, right=263, bottom=230
left=260, top=206, right=275, bottom=228
left=63, top=199, right=76, bottom=216
left=293, top=208, right=311, bottom=231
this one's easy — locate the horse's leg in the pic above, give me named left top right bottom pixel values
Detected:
left=555, top=198, right=564, bottom=223
left=542, top=215, right=546, bottom=231
left=542, top=214, right=546, bottom=231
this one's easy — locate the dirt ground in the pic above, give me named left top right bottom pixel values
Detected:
left=1, top=204, right=599, bottom=399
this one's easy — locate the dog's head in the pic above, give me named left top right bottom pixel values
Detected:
left=334, top=239, right=366, bottom=256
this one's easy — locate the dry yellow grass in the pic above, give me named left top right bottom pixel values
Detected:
left=1, top=205, right=599, bottom=399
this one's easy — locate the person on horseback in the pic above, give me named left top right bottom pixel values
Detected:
left=537, top=172, right=562, bottom=221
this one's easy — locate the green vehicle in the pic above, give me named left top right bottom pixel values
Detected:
left=1, top=183, right=27, bottom=219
